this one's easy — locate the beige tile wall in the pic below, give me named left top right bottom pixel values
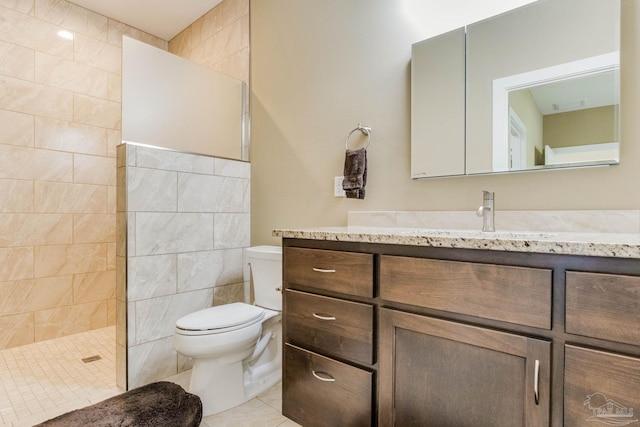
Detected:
left=169, top=0, right=249, bottom=82
left=0, top=0, right=167, bottom=350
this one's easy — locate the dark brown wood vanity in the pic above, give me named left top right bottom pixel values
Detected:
left=280, top=237, right=640, bottom=427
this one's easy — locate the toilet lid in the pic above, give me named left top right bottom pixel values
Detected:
left=176, top=302, right=265, bottom=332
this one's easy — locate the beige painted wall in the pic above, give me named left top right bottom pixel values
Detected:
left=544, top=106, right=617, bottom=149
left=250, top=0, right=640, bottom=246
left=508, top=89, right=543, bottom=167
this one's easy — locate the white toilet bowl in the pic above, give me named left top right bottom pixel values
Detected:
left=173, top=246, right=283, bottom=417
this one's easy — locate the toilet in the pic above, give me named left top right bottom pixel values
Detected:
left=173, top=245, right=283, bottom=417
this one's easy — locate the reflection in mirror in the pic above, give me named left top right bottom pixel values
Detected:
left=493, top=53, right=620, bottom=171
left=465, top=0, right=620, bottom=175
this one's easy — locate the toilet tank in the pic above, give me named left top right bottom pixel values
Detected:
left=246, top=246, right=282, bottom=311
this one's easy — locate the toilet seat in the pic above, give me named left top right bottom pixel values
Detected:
left=176, top=303, right=265, bottom=336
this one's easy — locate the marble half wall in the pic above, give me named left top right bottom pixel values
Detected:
left=116, top=143, right=250, bottom=389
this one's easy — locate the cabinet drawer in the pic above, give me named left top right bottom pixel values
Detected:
left=285, top=289, right=374, bottom=364
left=285, top=247, right=374, bottom=297
left=283, top=344, right=373, bottom=427
left=566, top=271, right=640, bottom=345
left=380, top=255, right=552, bottom=329
left=564, top=345, right=640, bottom=427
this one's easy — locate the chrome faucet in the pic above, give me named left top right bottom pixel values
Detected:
left=476, top=190, right=495, bottom=232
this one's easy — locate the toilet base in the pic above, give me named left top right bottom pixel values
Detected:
left=187, top=317, right=282, bottom=417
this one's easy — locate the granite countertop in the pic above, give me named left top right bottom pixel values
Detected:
left=273, top=226, right=640, bottom=259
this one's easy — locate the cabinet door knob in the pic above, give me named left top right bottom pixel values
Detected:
left=534, top=359, right=540, bottom=405
left=312, top=370, right=336, bottom=382
left=312, top=267, right=336, bottom=273
left=312, top=313, right=337, bottom=321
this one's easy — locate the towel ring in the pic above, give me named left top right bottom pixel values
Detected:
left=345, top=123, right=372, bottom=150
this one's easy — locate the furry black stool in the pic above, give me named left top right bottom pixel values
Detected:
left=35, top=381, right=202, bottom=427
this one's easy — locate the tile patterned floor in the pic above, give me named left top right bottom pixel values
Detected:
left=0, top=327, right=299, bottom=427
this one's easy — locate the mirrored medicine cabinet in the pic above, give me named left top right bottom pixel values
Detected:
left=411, top=0, right=621, bottom=179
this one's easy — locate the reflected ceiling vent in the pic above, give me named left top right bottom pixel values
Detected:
left=552, top=99, right=586, bottom=111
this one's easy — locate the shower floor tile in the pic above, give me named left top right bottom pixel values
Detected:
left=0, top=326, right=119, bottom=427
left=0, top=326, right=299, bottom=427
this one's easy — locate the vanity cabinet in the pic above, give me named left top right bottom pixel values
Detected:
left=281, top=239, right=640, bottom=427
left=282, top=247, right=376, bottom=427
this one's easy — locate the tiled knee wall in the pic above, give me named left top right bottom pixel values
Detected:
left=116, top=143, right=250, bottom=389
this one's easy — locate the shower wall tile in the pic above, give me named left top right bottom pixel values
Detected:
left=0, top=276, right=73, bottom=316
left=35, top=52, right=108, bottom=98
left=107, top=19, right=168, bottom=50
left=128, top=337, right=177, bottom=388
left=0, top=179, right=34, bottom=213
left=0, top=312, right=34, bottom=349
left=0, top=6, right=73, bottom=59
left=0, top=145, right=73, bottom=182
left=116, top=343, right=127, bottom=389
left=170, top=0, right=249, bottom=82
left=107, top=298, right=116, bottom=326
left=73, top=270, right=116, bottom=304
left=107, top=129, right=120, bottom=158
left=73, top=33, right=121, bottom=74
left=134, top=288, right=214, bottom=345
left=115, top=298, right=126, bottom=347
left=178, top=174, right=249, bottom=213
left=34, top=300, right=108, bottom=341
left=107, top=72, right=122, bottom=102
left=0, top=0, right=166, bottom=351
left=0, top=75, right=73, bottom=120
left=35, top=117, right=107, bottom=156
left=34, top=0, right=109, bottom=42
left=116, top=256, right=126, bottom=301
left=34, top=182, right=107, bottom=213
left=0, top=1, right=34, bottom=16
left=135, top=146, right=215, bottom=174
left=107, top=242, right=116, bottom=270
left=73, top=213, right=116, bottom=244
left=213, top=282, right=245, bottom=306
left=73, top=154, right=116, bottom=185
left=214, top=158, right=250, bottom=178
left=107, top=185, right=116, bottom=213
left=127, top=254, right=177, bottom=301
left=0, top=213, right=72, bottom=246
left=214, top=213, right=250, bottom=249
left=34, top=243, right=107, bottom=277
left=177, top=249, right=243, bottom=292
left=0, top=247, right=34, bottom=281
left=73, top=94, right=121, bottom=129
left=0, top=109, right=34, bottom=146
left=127, top=167, right=177, bottom=212
left=135, top=212, right=214, bottom=255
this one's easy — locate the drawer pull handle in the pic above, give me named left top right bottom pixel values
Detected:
left=312, top=313, right=336, bottom=321
left=312, top=267, right=336, bottom=273
left=534, top=359, right=540, bottom=405
left=312, top=370, right=336, bottom=382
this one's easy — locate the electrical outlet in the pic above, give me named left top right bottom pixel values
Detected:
left=334, top=176, right=346, bottom=197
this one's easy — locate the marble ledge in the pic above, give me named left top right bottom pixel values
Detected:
left=272, top=226, right=640, bottom=259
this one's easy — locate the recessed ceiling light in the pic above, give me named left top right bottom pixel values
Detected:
left=57, top=30, right=74, bottom=40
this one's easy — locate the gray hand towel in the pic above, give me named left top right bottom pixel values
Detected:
left=342, top=148, right=367, bottom=199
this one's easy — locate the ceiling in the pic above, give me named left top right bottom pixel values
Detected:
left=67, top=0, right=223, bottom=41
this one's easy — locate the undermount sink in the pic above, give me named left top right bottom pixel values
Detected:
left=395, top=229, right=559, bottom=240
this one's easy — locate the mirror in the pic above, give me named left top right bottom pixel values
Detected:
left=411, top=0, right=620, bottom=178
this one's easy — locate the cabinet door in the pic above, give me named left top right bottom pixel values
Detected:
left=379, top=308, right=550, bottom=427
left=564, top=345, right=640, bottom=427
